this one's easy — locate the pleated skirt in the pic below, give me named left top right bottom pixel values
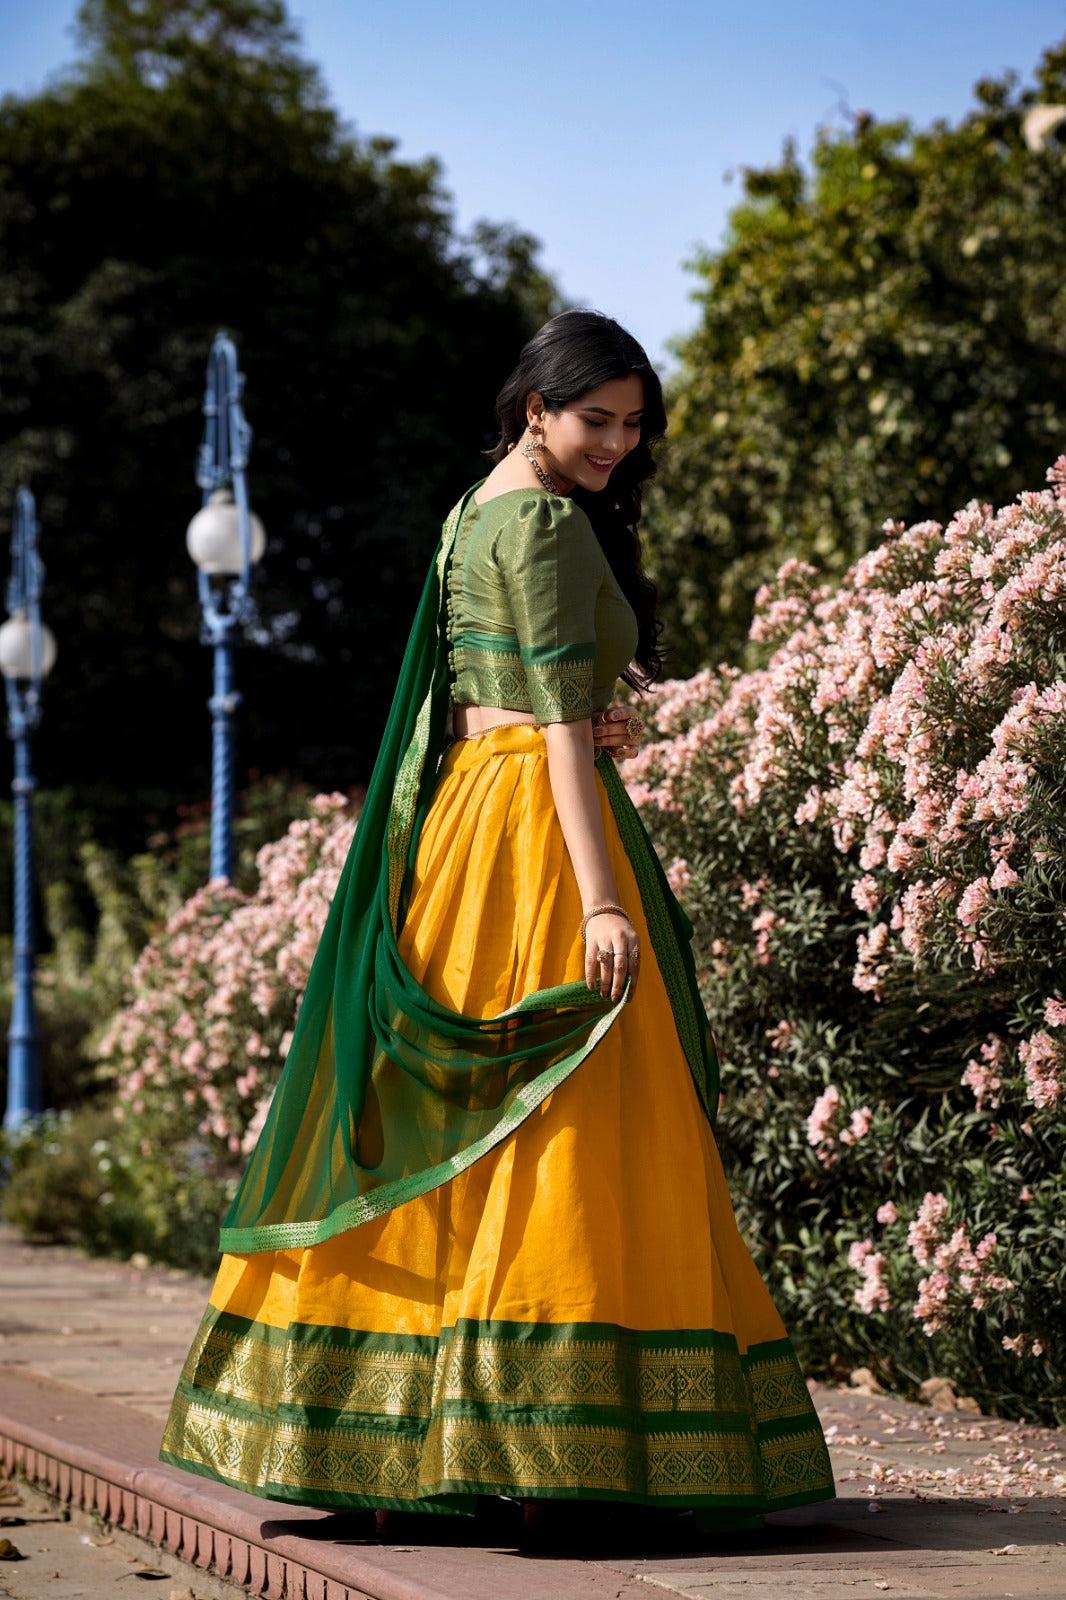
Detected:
left=161, top=724, right=835, bottom=1516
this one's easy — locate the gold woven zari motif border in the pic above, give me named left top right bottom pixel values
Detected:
left=420, top=1415, right=765, bottom=1497
left=525, top=656, right=593, bottom=722
left=165, top=1315, right=834, bottom=1505
left=450, top=643, right=594, bottom=724
left=182, top=1321, right=812, bottom=1425
left=451, top=642, right=532, bottom=712
left=164, top=1389, right=831, bottom=1504
left=184, top=1323, right=436, bottom=1417
left=749, top=1352, right=818, bottom=1424
left=437, top=1334, right=753, bottom=1414
left=164, top=1394, right=424, bottom=1498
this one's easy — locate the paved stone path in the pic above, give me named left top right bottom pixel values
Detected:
left=1, top=1226, right=1064, bottom=1598
left=0, top=1476, right=242, bottom=1600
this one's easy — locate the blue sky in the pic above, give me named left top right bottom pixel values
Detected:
left=3, top=1, right=1065, bottom=366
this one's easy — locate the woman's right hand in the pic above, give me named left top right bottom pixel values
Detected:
left=592, top=706, right=645, bottom=761
left=584, top=911, right=640, bottom=1002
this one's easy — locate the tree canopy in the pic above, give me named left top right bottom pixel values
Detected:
left=644, top=39, right=1066, bottom=672
left=0, top=0, right=557, bottom=846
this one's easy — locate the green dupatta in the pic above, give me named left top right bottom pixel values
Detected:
left=220, top=488, right=719, bottom=1255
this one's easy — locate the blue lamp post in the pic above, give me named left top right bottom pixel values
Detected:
left=186, top=333, right=265, bottom=883
left=1, top=487, right=57, bottom=1132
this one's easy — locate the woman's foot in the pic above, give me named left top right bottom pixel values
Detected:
left=519, top=1498, right=764, bottom=1551
left=519, top=1498, right=587, bottom=1548
left=519, top=1498, right=674, bottom=1551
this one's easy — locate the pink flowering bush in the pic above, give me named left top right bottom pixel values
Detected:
left=88, top=793, right=358, bottom=1266
left=632, top=460, right=1066, bottom=1421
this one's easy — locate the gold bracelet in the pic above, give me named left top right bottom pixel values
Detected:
left=580, top=902, right=629, bottom=943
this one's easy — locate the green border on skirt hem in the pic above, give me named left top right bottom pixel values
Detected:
left=159, top=1446, right=834, bottom=1518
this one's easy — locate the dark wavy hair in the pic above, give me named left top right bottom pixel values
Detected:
left=489, top=310, right=668, bottom=689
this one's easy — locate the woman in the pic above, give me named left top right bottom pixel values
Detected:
left=161, top=311, right=835, bottom=1532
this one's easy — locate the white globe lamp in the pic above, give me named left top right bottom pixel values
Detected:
left=186, top=487, right=266, bottom=576
left=0, top=610, right=58, bottom=681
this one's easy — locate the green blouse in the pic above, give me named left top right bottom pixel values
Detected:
left=446, top=490, right=639, bottom=723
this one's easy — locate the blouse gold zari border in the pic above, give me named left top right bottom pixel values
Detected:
left=450, top=639, right=595, bottom=724
left=524, top=654, right=594, bottom=722
left=451, top=641, right=530, bottom=713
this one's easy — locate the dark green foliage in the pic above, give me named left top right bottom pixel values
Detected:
left=0, top=0, right=557, bottom=852
left=644, top=40, right=1066, bottom=672
left=0, top=1104, right=226, bottom=1270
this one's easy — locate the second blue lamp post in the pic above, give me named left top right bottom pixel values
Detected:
left=185, top=334, right=265, bottom=884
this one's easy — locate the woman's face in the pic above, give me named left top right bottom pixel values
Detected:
left=530, top=372, right=644, bottom=494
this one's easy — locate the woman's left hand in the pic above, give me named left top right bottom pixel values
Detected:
left=592, top=705, right=645, bottom=761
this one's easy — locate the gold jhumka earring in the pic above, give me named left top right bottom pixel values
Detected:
left=522, top=421, right=560, bottom=494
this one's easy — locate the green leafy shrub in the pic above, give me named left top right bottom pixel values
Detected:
left=2, top=1108, right=142, bottom=1251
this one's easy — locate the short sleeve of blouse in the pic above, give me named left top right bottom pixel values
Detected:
left=493, top=494, right=603, bottom=724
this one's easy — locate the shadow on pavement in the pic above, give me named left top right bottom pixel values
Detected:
left=259, top=1492, right=1066, bottom=1561
left=769, top=1493, right=1066, bottom=1554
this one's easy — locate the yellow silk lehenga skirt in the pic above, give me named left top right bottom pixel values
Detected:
left=161, top=725, right=835, bottom=1516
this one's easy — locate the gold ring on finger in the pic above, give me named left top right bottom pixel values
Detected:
left=629, top=947, right=640, bottom=961
left=595, top=949, right=612, bottom=965
left=625, top=716, right=643, bottom=739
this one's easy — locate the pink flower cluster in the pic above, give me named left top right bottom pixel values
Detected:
left=840, top=1106, right=873, bottom=1145
left=961, top=1035, right=1004, bottom=1111
left=805, top=1084, right=873, bottom=1166
left=751, top=908, right=781, bottom=967
left=99, top=795, right=357, bottom=1160
left=1018, top=1029, right=1063, bottom=1111
left=805, top=1084, right=840, bottom=1161
left=665, top=856, right=691, bottom=895
left=848, top=1239, right=891, bottom=1313
left=1002, top=1334, right=1045, bottom=1359
left=902, top=1193, right=1014, bottom=1335
left=957, top=1019, right=1065, bottom=1115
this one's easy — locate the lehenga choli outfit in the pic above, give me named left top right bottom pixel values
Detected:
left=162, top=487, right=835, bottom=1521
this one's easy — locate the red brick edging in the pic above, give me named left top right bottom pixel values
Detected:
left=0, top=1367, right=454, bottom=1600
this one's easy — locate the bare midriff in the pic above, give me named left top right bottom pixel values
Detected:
left=452, top=703, right=539, bottom=739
